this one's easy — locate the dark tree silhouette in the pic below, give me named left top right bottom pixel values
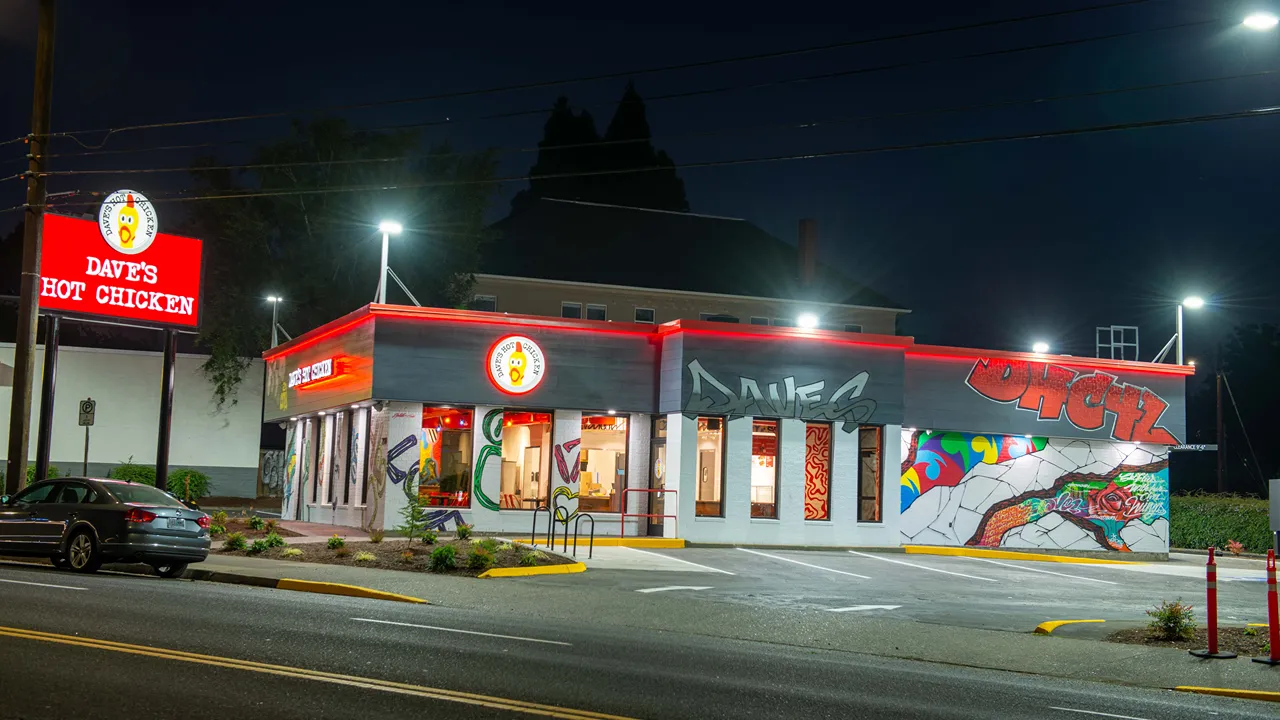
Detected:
left=511, top=97, right=603, bottom=210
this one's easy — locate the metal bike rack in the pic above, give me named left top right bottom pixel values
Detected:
left=531, top=505, right=553, bottom=548
left=573, top=513, right=596, bottom=559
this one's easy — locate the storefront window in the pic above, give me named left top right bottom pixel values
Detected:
left=420, top=407, right=473, bottom=507
left=579, top=415, right=628, bottom=513
left=804, top=423, right=832, bottom=520
left=858, top=426, right=883, bottom=523
left=750, top=420, right=779, bottom=518
left=696, top=417, right=725, bottom=517
left=500, top=411, right=552, bottom=510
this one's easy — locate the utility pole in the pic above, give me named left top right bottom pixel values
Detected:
left=5, top=0, right=57, bottom=496
left=1216, top=371, right=1226, bottom=494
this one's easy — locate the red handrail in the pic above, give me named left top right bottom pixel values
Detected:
left=620, top=487, right=677, bottom=538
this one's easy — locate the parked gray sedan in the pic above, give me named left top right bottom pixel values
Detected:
left=0, top=477, right=210, bottom=576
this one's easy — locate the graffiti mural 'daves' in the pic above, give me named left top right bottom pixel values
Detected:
left=684, top=359, right=877, bottom=431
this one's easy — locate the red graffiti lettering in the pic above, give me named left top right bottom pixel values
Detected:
left=1016, top=363, right=1073, bottom=420
left=966, top=359, right=1179, bottom=444
left=966, top=358, right=1031, bottom=402
left=1065, top=372, right=1114, bottom=430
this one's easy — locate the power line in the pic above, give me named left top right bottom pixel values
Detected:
left=28, top=0, right=1159, bottom=146
left=13, top=99, right=1280, bottom=214
left=29, top=66, right=1280, bottom=179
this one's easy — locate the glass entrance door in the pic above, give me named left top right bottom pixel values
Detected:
left=648, top=417, right=667, bottom=536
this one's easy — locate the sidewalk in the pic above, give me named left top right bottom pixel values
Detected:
left=190, top=553, right=1280, bottom=694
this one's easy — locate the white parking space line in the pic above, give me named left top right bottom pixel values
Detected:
left=351, top=618, right=572, bottom=646
left=846, top=551, right=996, bottom=582
left=1049, top=707, right=1152, bottom=720
left=826, top=605, right=901, bottom=613
left=635, top=586, right=713, bottom=593
left=965, top=558, right=1118, bottom=585
left=0, top=577, right=86, bottom=591
left=738, top=548, right=871, bottom=579
left=620, top=547, right=736, bottom=575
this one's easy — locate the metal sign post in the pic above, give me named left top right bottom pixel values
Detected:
left=1270, top=479, right=1279, bottom=555
left=78, top=398, right=94, bottom=476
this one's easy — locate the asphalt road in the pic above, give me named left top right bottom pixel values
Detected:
left=0, top=561, right=1273, bottom=719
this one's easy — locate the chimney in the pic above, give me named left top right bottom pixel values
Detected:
left=798, top=219, right=817, bottom=287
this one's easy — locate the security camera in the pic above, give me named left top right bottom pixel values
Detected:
left=373, top=400, right=387, bottom=412
left=277, top=422, right=287, bottom=430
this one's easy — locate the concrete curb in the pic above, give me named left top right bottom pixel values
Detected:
left=185, top=568, right=427, bottom=603
left=1175, top=686, right=1280, bottom=703
left=903, top=545, right=1142, bottom=565
left=510, top=537, right=685, bottom=549
left=478, top=562, right=587, bottom=579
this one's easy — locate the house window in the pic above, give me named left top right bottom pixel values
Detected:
left=500, top=410, right=553, bottom=510
left=804, top=423, right=832, bottom=520
left=695, top=417, right=726, bottom=517
left=421, top=407, right=473, bottom=508
left=700, top=313, right=739, bottom=323
left=858, top=426, right=883, bottom=523
left=586, top=304, right=607, bottom=321
left=750, top=419, right=779, bottom=518
left=561, top=302, right=582, bottom=319
left=634, top=307, right=655, bottom=324
left=579, top=415, right=628, bottom=513
left=471, top=295, right=497, bottom=312
left=845, top=323, right=863, bottom=333
left=749, top=316, right=770, bottom=325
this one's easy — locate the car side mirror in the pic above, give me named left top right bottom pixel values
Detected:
left=0, top=495, right=9, bottom=506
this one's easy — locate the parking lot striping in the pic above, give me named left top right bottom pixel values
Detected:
left=0, top=577, right=86, bottom=591
left=635, top=586, right=713, bottom=593
left=0, top=624, right=629, bottom=719
left=846, top=551, right=996, bottom=582
left=826, top=605, right=901, bottom=613
left=351, top=618, right=572, bottom=646
left=964, top=558, right=1118, bottom=585
left=1049, top=707, right=1152, bottom=720
left=738, top=549, right=872, bottom=579
left=619, top=547, right=736, bottom=575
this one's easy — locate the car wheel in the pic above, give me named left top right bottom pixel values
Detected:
left=66, top=530, right=102, bottom=573
left=50, top=555, right=70, bottom=570
left=149, top=562, right=188, bottom=579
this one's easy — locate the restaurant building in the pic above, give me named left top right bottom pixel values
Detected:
left=264, top=303, right=1190, bottom=554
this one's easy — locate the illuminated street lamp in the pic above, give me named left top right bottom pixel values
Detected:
left=266, top=296, right=282, bottom=347
left=1243, top=12, right=1279, bottom=30
left=797, top=313, right=819, bottom=329
left=1154, top=295, right=1206, bottom=365
left=377, top=221, right=402, bottom=305
left=1031, top=341, right=1050, bottom=354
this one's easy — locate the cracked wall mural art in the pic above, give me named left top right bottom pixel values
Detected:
left=899, top=430, right=1169, bottom=553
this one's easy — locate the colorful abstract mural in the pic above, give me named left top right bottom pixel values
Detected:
left=900, top=431, right=1169, bottom=553
left=803, top=424, right=831, bottom=520
left=472, top=409, right=504, bottom=511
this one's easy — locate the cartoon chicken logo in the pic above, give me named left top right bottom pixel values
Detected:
left=117, top=194, right=140, bottom=248
left=98, top=188, right=158, bottom=255
left=507, top=342, right=527, bottom=386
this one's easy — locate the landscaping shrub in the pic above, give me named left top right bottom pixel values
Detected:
left=333, top=546, right=350, bottom=557
left=368, top=529, right=385, bottom=544
left=400, top=550, right=415, bottom=563
left=354, top=551, right=376, bottom=562
left=223, top=532, right=247, bottom=551
left=247, top=514, right=266, bottom=531
left=429, top=545, right=457, bottom=572
left=421, top=530, right=437, bottom=545
left=107, top=460, right=156, bottom=486
left=1170, top=494, right=1272, bottom=553
left=1147, top=599, right=1196, bottom=640
left=25, top=464, right=61, bottom=483
left=327, top=534, right=346, bottom=550
left=467, top=546, right=495, bottom=570
left=282, top=548, right=303, bottom=558
left=265, top=518, right=278, bottom=533
left=166, top=469, right=210, bottom=501
left=209, top=524, right=227, bottom=536
left=455, top=523, right=473, bottom=540
left=518, top=550, right=539, bottom=567
left=211, top=510, right=229, bottom=526
left=263, top=532, right=286, bottom=549
left=247, top=539, right=268, bottom=554
left=476, top=537, right=500, bottom=553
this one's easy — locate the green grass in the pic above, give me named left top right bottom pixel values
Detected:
left=1170, top=494, right=1273, bottom=554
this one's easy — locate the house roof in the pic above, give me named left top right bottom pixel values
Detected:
left=484, top=198, right=902, bottom=311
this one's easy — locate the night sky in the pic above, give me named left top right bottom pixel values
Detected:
left=3, top=0, right=1278, bottom=368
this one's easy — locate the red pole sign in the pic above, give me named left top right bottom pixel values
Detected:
left=1254, top=549, right=1279, bottom=666
left=1190, top=547, right=1237, bottom=659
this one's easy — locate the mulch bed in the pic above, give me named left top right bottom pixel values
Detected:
left=1107, top=626, right=1272, bottom=656
left=217, top=537, right=574, bottom=577
left=213, top=518, right=302, bottom=540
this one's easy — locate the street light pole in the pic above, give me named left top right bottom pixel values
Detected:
left=267, top=296, right=281, bottom=347
left=1176, top=303, right=1184, bottom=366
left=378, top=230, right=389, bottom=304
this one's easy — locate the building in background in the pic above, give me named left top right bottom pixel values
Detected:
left=1, top=344, right=265, bottom=498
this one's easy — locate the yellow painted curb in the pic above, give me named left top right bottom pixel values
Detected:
left=903, top=545, right=1139, bottom=565
left=275, top=578, right=427, bottom=604
left=478, top=562, right=587, bottom=579
left=1175, top=686, right=1280, bottom=703
left=1034, top=619, right=1106, bottom=635
left=510, top=537, right=685, bottom=549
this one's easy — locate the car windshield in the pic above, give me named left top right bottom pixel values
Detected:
left=104, top=483, right=186, bottom=508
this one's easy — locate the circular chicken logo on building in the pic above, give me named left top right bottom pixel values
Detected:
left=98, top=189, right=158, bottom=255
left=487, top=334, right=546, bottom=395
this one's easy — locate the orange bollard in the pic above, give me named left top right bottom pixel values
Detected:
left=1191, top=547, right=1237, bottom=659
left=1253, top=549, right=1279, bottom=666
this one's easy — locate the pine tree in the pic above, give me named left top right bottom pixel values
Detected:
left=598, top=82, right=689, bottom=212
left=511, top=97, right=604, bottom=210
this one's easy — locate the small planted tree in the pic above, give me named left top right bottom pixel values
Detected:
left=396, top=476, right=432, bottom=545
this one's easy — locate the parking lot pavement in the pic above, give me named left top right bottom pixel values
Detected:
left=535, top=547, right=1274, bottom=633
